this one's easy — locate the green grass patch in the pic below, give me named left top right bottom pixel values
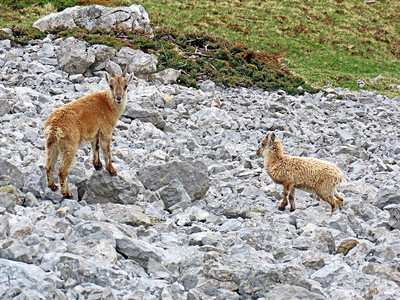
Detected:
left=135, top=0, right=400, bottom=97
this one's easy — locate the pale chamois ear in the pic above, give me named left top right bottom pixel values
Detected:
left=122, top=65, right=128, bottom=77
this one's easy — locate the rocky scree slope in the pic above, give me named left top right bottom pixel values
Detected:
left=0, top=34, right=400, bottom=299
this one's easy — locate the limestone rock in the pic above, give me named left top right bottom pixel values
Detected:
left=0, top=159, right=24, bottom=190
left=265, top=284, right=326, bottom=300
left=32, top=6, right=80, bottom=31
left=79, top=170, right=140, bottom=204
left=116, top=47, right=157, bottom=76
left=102, top=203, right=152, bottom=226
left=151, top=68, right=181, bottom=85
left=123, top=103, right=166, bottom=129
left=33, top=5, right=151, bottom=33
left=57, top=37, right=95, bottom=75
left=158, top=179, right=191, bottom=209
left=138, top=160, right=210, bottom=201
left=116, top=237, right=164, bottom=267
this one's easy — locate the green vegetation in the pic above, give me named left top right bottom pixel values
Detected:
left=136, top=0, right=400, bottom=97
left=1, top=0, right=399, bottom=96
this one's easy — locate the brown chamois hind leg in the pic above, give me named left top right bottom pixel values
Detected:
left=288, top=185, right=296, bottom=212
left=57, top=144, right=77, bottom=198
left=91, top=137, right=103, bottom=170
left=45, top=142, right=59, bottom=191
left=279, top=182, right=293, bottom=211
left=100, top=134, right=116, bottom=175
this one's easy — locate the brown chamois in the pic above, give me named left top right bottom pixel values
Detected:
left=44, top=70, right=135, bottom=198
left=256, top=133, right=344, bottom=213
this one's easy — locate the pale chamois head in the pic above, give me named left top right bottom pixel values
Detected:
left=256, top=133, right=277, bottom=158
left=105, top=69, right=135, bottom=105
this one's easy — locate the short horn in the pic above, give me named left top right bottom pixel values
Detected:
left=122, top=65, right=128, bottom=77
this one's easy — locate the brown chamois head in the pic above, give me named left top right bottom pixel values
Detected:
left=256, top=133, right=282, bottom=158
left=105, top=68, right=135, bottom=105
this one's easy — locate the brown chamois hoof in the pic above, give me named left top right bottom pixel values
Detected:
left=278, top=206, right=285, bottom=211
left=93, top=162, right=103, bottom=170
left=48, top=183, right=58, bottom=191
left=107, top=168, right=117, bottom=176
left=63, top=192, right=74, bottom=199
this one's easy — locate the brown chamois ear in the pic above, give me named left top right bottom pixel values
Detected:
left=271, top=133, right=276, bottom=142
left=127, top=73, right=136, bottom=85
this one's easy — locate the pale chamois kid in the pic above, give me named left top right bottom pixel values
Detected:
left=257, top=133, right=344, bottom=213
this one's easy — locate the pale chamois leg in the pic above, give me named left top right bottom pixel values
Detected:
left=279, top=182, right=292, bottom=211
left=335, top=190, right=344, bottom=210
left=91, top=137, right=103, bottom=170
left=288, top=185, right=296, bottom=212
left=57, top=145, right=77, bottom=198
left=316, top=185, right=337, bottom=213
left=100, top=135, right=116, bottom=175
left=45, top=143, right=59, bottom=191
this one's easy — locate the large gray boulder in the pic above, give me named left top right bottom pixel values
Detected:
left=373, top=188, right=400, bottom=209
left=57, top=37, right=95, bottom=75
left=33, top=4, right=151, bottom=33
left=138, top=160, right=210, bottom=201
left=78, top=170, right=141, bottom=204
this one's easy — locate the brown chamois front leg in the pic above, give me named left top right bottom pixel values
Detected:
left=100, top=134, right=116, bottom=175
left=91, top=137, right=103, bottom=170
